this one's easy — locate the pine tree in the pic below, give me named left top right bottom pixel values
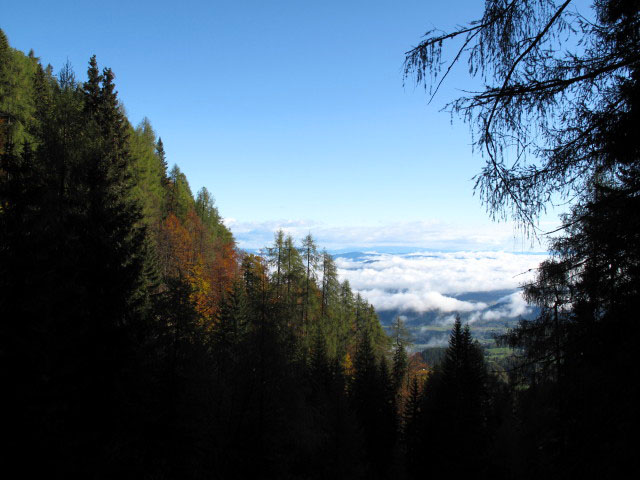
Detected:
left=353, top=329, right=377, bottom=404
left=0, top=28, right=13, bottom=153
left=166, top=165, right=195, bottom=219
left=310, top=328, right=332, bottom=394
left=195, top=186, right=228, bottom=241
left=402, top=376, right=423, bottom=478
left=83, top=55, right=102, bottom=115
left=406, top=3, right=640, bottom=475
left=422, top=317, right=489, bottom=476
left=0, top=28, right=8, bottom=51
left=320, top=250, right=338, bottom=318
left=391, top=316, right=410, bottom=392
left=0, top=29, right=38, bottom=151
left=156, top=136, right=168, bottom=178
left=377, top=355, right=398, bottom=460
left=299, top=232, right=319, bottom=334
left=266, top=229, right=286, bottom=297
left=282, top=234, right=304, bottom=324
left=1, top=53, right=155, bottom=475
left=213, top=279, right=248, bottom=370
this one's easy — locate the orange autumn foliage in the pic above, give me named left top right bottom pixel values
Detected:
left=408, top=352, right=430, bottom=381
left=159, top=211, right=238, bottom=323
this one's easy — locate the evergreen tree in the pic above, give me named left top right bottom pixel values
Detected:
left=212, top=279, right=248, bottom=372
left=195, top=186, right=230, bottom=242
left=266, top=229, right=286, bottom=297
left=1, top=53, right=153, bottom=475
left=282, top=234, right=304, bottom=323
left=83, top=55, right=101, bottom=115
left=376, top=355, right=398, bottom=475
left=320, top=249, right=339, bottom=318
left=1, top=31, right=404, bottom=477
left=310, top=327, right=332, bottom=394
left=130, top=118, right=167, bottom=228
left=391, top=316, right=410, bottom=392
left=407, top=3, right=640, bottom=475
left=0, top=28, right=38, bottom=150
left=402, top=376, right=423, bottom=478
left=166, top=164, right=195, bottom=220
left=421, top=318, right=490, bottom=477
left=299, top=232, right=319, bottom=334
left=156, top=136, right=168, bottom=178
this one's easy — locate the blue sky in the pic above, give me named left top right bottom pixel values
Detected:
left=2, top=0, right=561, bottom=250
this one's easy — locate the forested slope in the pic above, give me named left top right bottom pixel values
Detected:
left=4, top=5, right=638, bottom=475
left=0, top=31, right=400, bottom=478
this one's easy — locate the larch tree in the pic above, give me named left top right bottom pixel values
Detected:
left=299, top=232, right=319, bottom=333
left=320, top=249, right=339, bottom=318
left=405, top=0, right=639, bottom=228
left=266, top=229, right=286, bottom=297
left=406, top=3, right=639, bottom=474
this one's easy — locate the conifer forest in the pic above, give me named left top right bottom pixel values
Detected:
left=1, top=1, right=638, bottom=478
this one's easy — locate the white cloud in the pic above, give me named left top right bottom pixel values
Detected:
left=421, top=336, right=450, bottom=348
left=481, top=291, right=532, bottom=321
left=361, top=288, right=487, bottom=313
left=336, top=251, right=546, bottom=317
left=224, top=218, right=550, bottom=252
left=223, top=218, right=317, bottom=249
left=337, top=251, right=544, bottom=295
left=223, top=218, right=547, bottom=320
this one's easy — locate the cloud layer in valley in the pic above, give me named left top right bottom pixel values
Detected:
left=335, top=251, right=546, bottom=319
left=224, top=219, right=549, bottom=323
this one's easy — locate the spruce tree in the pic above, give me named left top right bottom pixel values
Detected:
left=420, top=317, right=490, bottom=477
left=402, top=376, right=423, bottom=478
left=83, top=55, right=101, bottom=115
left=156, top=136, right=168, bottom=177
left=1, top=53, right=154, bottom=475
left=391, top=316, right=410, bottom=392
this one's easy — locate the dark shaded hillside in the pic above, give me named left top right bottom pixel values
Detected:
left=0, top=31, right=394, bottom=479
left=3, top=0, right=640, bottom=475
